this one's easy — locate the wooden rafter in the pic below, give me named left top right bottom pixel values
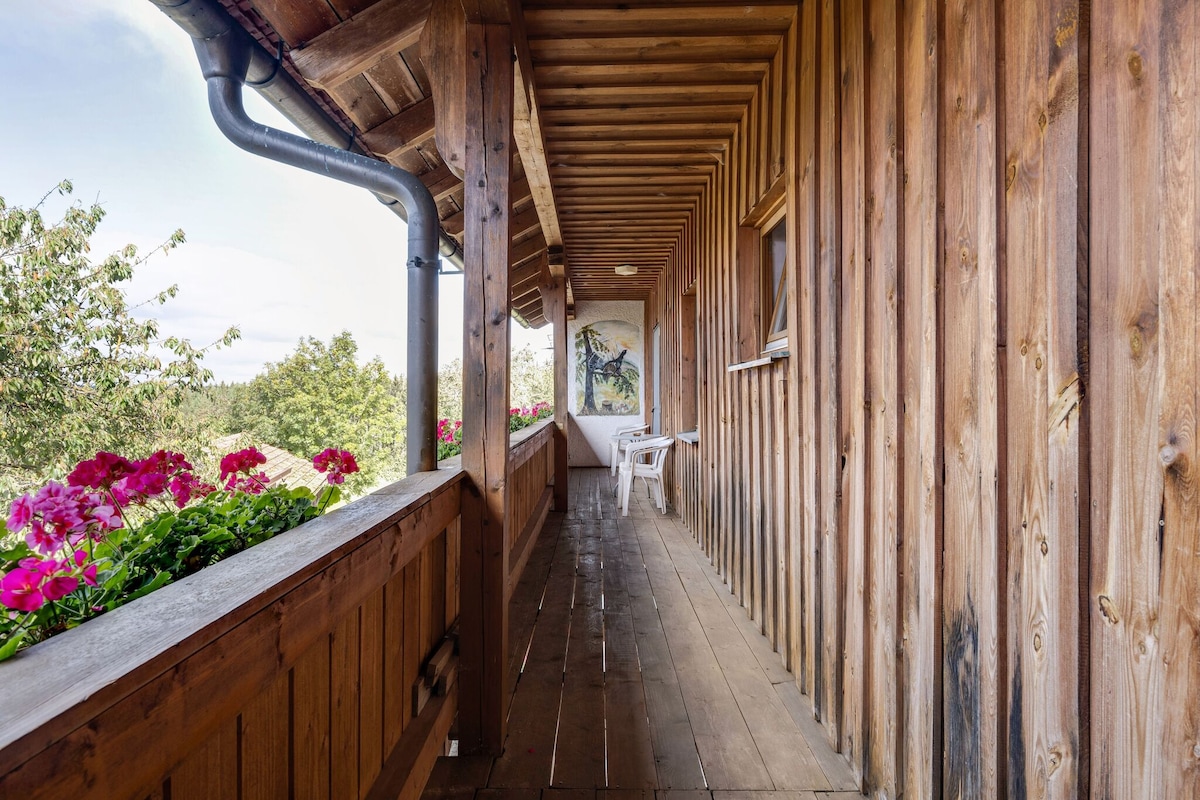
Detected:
left=292, top=0, right=432, bottom=91
left=510, top=1, right=563, bottom=251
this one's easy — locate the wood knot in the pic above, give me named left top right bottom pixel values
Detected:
left=1006, top=162, right=1017, bottom=190
left=1035, top=356, right=1044, bottom=370
left=1033, top=633, right=1043, bottom=652
left=1040, top=540, right=1049, bottom=556
left=1128, top=50, right=1144, bottom=80
left=1038, top=111, right=1048, bottom=131
left=1160, top=443, right=1179, bottom=467
left=1098, top=595, right=1120, bottom=624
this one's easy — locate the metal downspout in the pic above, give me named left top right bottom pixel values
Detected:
left=153, top=5, right=439, bottom=474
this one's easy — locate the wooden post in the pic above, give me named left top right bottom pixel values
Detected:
left=542, top=271, right=570, bottom=512
left=459, top=19, right=513, bottom=756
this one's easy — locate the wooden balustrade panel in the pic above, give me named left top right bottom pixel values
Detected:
left=507, top=420, right=556, bottom=592
left=0, top=471, right=464, bottom=800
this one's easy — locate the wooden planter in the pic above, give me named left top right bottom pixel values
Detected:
left=0, top=468, right=465, bottom=800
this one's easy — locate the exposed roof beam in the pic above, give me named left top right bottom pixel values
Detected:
left=292, top=0, right=432, bottom=92
left=510, top=1, right=564, bottom=252
left=361, top=97, right=436, bottom=158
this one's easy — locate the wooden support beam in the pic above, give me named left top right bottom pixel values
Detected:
left=459, top=21, right=513, bottom=757
left=422, top=0, right=468, bottom=178
left=540, top=271, right=570, bottom=512
left=292, top=0, right=432, bottom=92
left=547, top=245, right=566, bottom=279
left=510, top=0, right=564, bottom=251
left=362, top=98, right=436, bottom=159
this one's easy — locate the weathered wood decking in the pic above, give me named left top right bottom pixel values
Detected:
left=424, top=469, right=859, bottom=800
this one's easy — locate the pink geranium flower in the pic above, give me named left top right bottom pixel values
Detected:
left=6, top=494, right=33, bottom=534
left=219, top=447, right=268, bottom=488
left=67, top=451, right=136, bottom=492
left=41, top=575, right=79, bottom=602
left=312, top=448, right=360, bottom=485
left=0, top=567, right=45, bottom=612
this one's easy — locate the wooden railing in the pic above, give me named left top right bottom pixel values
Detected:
left=0, top=468, right=465, bottom=800
left=506, top=419, right=555, bottom=595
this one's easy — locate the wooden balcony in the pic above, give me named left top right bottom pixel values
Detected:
left=422, top=469, right=859, bottom=800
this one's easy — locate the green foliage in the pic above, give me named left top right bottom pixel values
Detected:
left=510, top=344, right=553, bottom=409
left=0, top=482, right=336, bottom=659
left=231, top=332, right=403, bottom=494
left=0, top=182, right=239, bottom=491
left=437, top=357, right=463, bottom=423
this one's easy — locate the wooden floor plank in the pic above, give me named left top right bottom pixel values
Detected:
left=621, top=517, right=709, bottom=790
left=553, top=521, right=608, bottom=789
left=601, top=517, right=659, bottom=789
left=632, top=510, right=774, bottom=790
left=489, top=521, right=577, bottom=788
left=652, top=517, right=831, bottom=791
left=439, top=470, right=850, bottom=797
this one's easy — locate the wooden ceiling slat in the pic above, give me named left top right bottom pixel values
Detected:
left=420, top=163, right=461, bottom=201
left=528, top=34, right=782, bottom=64
left=551, top=164, right=716, bottom=176
left=326, top=74, right=393, bottom=130
left=292, top=0, right=432, bottom=91
left=555, top=185, right=704, bottom=197
left=361, top=97, right=436, bottom=157
left=538, top=83, right=758, bottom=107
left=541, top=104, right=747, bottom=125
left=535, top=61, right=770, bottom=87
left=248, top=0, right=340, bottom=46
left=523, top=5, right=797, bottom=37
left=544, top=122, right=736, bottom=142
left=363, top=56, right=425, bottom=111
left=548, top=140, right=728, bottom=155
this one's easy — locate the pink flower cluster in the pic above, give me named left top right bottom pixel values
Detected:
left=2, top=481, right=118, bottom=613
left=7, top=481, right=122, bottom=557
left=312, top=448, right=359, bottom=485
left=437, top=418, right=463, bottom=444
left=1, top=550, right=97, bottom=612
left=219, top=448, right=269, bottom=494
left=67, top=449, right=212, bottom=510
left=509, top=401, right=552, bottom=419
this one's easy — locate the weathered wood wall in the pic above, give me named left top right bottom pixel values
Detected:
left=656, top=1, right=1200, bottom=797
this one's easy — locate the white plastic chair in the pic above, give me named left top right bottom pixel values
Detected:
left=617, top=436, right=673, bottom=516
left=609, top=423, right=650, bottom=475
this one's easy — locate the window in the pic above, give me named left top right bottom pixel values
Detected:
left=736, top=176, right=789, bottom=362
left=761, top=208, right=789, bottom=349
left=680, top=284, right=698, bottom=431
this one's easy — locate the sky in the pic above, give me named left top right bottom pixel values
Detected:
left=0, top=1, right=551, bottom=382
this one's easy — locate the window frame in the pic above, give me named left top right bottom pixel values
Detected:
left=760, top=203, right=789, bottom=351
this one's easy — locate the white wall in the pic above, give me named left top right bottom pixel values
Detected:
left=567, top=300, right=645, bottom=467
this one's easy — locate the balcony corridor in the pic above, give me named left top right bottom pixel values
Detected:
left=423, top=469, right=860, bottom=800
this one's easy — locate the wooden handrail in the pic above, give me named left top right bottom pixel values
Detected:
left=0, top=467, right=465, bottom=799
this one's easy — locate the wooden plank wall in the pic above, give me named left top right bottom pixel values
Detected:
left=656, top=0, right=1200, bottom=797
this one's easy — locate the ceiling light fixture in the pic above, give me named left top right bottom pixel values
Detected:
left=615, top=263, right=638, bottom=276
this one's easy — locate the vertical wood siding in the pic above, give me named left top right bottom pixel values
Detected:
left=655, top=0, right=1199, bottom=796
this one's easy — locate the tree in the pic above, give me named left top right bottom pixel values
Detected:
left=509, top=344, right=553, bottom=410
left=0, top=182, right=238, bottom=492
left=232, top=332, right=404, bottom=494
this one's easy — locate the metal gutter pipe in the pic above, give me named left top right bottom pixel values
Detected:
left=151, top=0, right=441, bottom=473
left=149, top=0, right=464, bottom=270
